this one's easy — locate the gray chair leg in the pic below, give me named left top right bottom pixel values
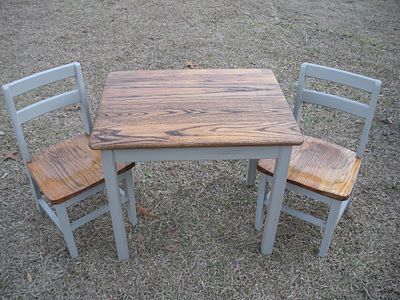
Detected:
left=55, top=205, right=78, bottom=258
left=28, top=176, right=45, bottom=215
left=319, top=201, right=343, bottom=257
left=255, top=173, right=268, bottom=231
left=246, top=159, right=257, bottom=187
left=123, top=170, right=137, bottom=226
left=344, top=193, right=353, bottom=214
left=264, top=191, right=272, bottom=207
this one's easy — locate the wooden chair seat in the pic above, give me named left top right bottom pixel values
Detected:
left=257, top=135, right=361, bottom=200
left=27, top=135, right=134, bottom=204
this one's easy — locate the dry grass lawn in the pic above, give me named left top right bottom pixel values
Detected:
left=0, top=0, right=399, bottom=298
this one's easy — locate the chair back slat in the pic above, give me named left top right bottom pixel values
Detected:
left=301, top=89, right=369, bottom=118
left=294, top=63, right=381, bottom=159
left=17, top=90, right=81, bottom=124
left=1, top=62, right=91, bottom=163
left=304, top=63, right=379, bottom=93
left=6, top=63, right=76, bottom=97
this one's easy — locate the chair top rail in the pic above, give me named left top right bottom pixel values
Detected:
left=3, top=62, right=78, bottom=97
left=303, top=63, right=382, bottom=93
left=17, top=90, right=81, bottom=124
left=301, top=89, right=370, bottom=118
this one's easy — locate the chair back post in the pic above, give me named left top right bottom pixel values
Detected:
left=2, top=85, right=31, bottom=162
left=357, top=80, right=381, bottom=157
left=74, top=62, right=92, bottom=134
left=293, top=63, right=308, bottom=124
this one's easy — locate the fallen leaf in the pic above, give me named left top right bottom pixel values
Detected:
left=2, top=150, right=19, bottom=161
left=233, top=261, right=241, bottom=272
left=64, top=105, right=80, bottom=112
left=137, top=233, right=144, bottom=242
left=381, top=117, right=393, bottom=124
left=1, top=173, right=8, bottom=179
left=165, top=244, right=179, bottom=253
left=27, top=272, right=33, bottom=283
left=184, top=60, right=198, bottom=69
left=136, top=205, right=154, bottom=219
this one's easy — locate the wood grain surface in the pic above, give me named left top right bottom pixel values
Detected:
left=89, top=69, right=303, bottom=150
left=257, top=136, right=361, bottom=200
left=28, top=135, right=134, bottom=203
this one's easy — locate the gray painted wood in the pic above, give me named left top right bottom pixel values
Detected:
left=5, top=63, right=76, bottom=97
left=55, top=205, right=78, bottom=258
left=295, top=62, right=381, bottom=158
left=114, top=147, right=280, bottom=163
left=304, top=63, right=380, bottom=93
left=17, top=90, right=81, bottom=124
left=2, top=62, right=92, bottom=163
left=1, top=63, right=137, bottom=258
left=2, top=86, right=30, bottom=162
left=246, top=159, right=258, bottom=187
left=301, top=89, right=369, bottom=118
left=123, top=170, right=138, bottom=226
left=257, top=62, right=381, bottom=256
left=38, top=198, right=61, bottom=231
left=74, top=63, right=92, bottom=134
left=281, top=205, right=326, bottom=228
left=255, top=173, right=268, bottom=230
left=102, top=150, right=130, bottom=261
left=261, top=146, right=292, bottom=255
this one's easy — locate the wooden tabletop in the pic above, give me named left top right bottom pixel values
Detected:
left=89, top=69, right=303, bottom=150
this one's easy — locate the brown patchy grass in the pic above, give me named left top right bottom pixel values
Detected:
left=0, top=0, right=399, bottom=298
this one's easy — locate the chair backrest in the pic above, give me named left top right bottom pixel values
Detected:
left=1, top=62, right=92, bottom=163
left=293, top=63, right=381, bottom=158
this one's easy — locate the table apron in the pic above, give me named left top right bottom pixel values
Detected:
left=111, top=146, right=285, bottom=163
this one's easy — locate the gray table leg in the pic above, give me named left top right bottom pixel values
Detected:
left=261, top=147, right=291, bottom=255
left=246, top=159, right=258, bottom=187
left=102, top=150, right=129, bottom=260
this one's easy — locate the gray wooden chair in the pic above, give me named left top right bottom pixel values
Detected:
left=255, top=63, right=381, bottom=256
left=2, top=62, right=137, bottom=258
